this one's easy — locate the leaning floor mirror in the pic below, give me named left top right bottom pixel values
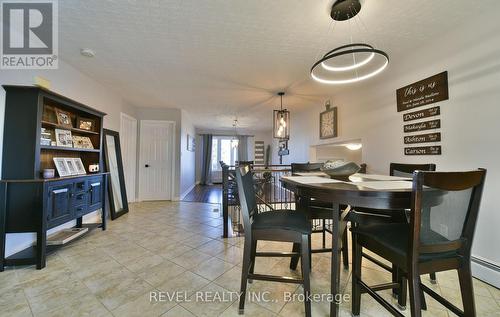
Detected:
left=103, top=129, right=129, bottom=219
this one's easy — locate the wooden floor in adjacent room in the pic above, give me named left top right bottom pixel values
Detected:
left=183, top=184, right=222, bottom=204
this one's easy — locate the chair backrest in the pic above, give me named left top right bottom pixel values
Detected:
left=359, top=163, right=367, bottom=174
left=235, top=165, right=258, bottom=236
left=291, top=162, right=324, bottom=174
left=409, top=169, right=486, bottom=261
left=236, top=160, right=254, bottom=168
left=390, top=163, right=436, bottom=177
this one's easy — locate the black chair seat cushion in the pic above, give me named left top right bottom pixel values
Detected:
left=353, top=223, right=458, bottom=264
left=253, top=210, right=312, bottom=234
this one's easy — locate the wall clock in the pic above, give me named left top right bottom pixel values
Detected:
left=320, top=105, right=338, bottom=139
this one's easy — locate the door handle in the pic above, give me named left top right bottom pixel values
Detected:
left=145, top=164, right=150, bottom=168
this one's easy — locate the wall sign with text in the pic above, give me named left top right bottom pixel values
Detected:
left=404, top=132, right=441, bottom=144
left=404, top=146, right=442, bottom=156
left=397, top=71, right=448, bottom=112
left=403, top=106, right=440, bottom=122
left=404, top=119, right=441, bottom=133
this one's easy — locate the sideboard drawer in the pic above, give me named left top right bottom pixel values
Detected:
left=74, top=204, right=87, bottom=218
left=72, top=192, right=87, bottom=206
left=74, top=180, right=87, bottom=193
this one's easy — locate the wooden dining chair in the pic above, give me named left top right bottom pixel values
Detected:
left=235, top=165, right=312, bottom=317
left=353, top=162, right=437, bottom=301
left=290, top=163, right=349, bottom=270
left=351, top=169, right=486, bottom=317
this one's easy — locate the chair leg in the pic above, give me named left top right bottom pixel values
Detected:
left=351, top=232, right=362, bottom=316
left=301, top=234, right=312, bottom=317
left=408, top=268, right=422, bottom=317
left=290, top=242, right=300, bottom=270
left=342, top=228, right=349, bottom=269
left=458, top=263, right=476, bottom=317
left=392, top=265, right=399, bottom=298
left=322, top=219, right=326, bottom=249
left=419, top=276, right=427, bottom=310
left=239, top=237, right=253, bottom=314
left=398, top=274, right=408, bottom=310
left=429, top=272, right=437, bottom=284
left=308, top=234, right=312, bottom=270
left=248, top=240, right=257, bottom=283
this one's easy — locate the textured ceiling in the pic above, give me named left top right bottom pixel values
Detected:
left=58, top=0, right=496, bottom=131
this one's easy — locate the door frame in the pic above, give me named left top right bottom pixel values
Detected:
left=138, top=120, right=176, bottom=201
left=120, top=112, right=137, bottom=202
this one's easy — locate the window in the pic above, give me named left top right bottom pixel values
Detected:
left=210, top=136, right=238, bottom=182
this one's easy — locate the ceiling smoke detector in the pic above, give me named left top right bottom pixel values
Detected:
left=80, top=48, right=95, bottom=58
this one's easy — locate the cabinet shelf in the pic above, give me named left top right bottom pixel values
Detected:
left=41, top=120, right=99, bottom=135
left=40, top=145, right=100, bottom=153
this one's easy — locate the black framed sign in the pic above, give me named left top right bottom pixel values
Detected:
left=397, top=71, right=448, bottom=112
left=320, top=106, right=338, bottom=139
left=402, top=106, right=440, bottom=122
left=404, top=119, right=440, bottom=133
left=404, top=132, right=441, bottom=144
left=404, top=146, right=442, bottom=155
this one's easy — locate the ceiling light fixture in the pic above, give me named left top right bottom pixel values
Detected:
left=231, top=119, right=239, bottom=149
left=273, top=92, right=290, bottom=140
left=310, top=0, right=389, bottom=85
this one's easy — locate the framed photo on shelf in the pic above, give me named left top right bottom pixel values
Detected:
left=76, top=117, right=95, bottom=131
left=72, top=135, right=94, bottom=149
left=319, top=105, right=338, bottom=139
left=65, top=158, right=78, bottom=175
left=55, top=108, right=73, bottom=128
left=72, top=158, right=86, bottom=175
left=55, top=129, right=73, bottom=147
left=53, top=158, right=70, bottom=177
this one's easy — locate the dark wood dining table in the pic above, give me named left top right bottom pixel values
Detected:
left=281, top=172, right=416, bottom=317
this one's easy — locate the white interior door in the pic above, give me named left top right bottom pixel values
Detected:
left=139, top=120, right=175, bottom=201
left=120, top=113, right=137, bottom=202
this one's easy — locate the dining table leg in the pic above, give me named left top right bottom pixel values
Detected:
left=330, top=203, right=341, bottom=317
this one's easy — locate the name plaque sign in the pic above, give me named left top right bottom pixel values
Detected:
left=397, top=71, right=448, bottom=112
left=404, top=146, right=442, bottom=156
left=402, top=106, right=440, bottom=122
left=404, top=119, right=440, bottom=133
left=404, top=132, right=441, bottom=144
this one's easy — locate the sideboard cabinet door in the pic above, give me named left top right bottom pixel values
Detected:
left=88, top=178, right=103, bottom=211
left=46, top=183, right=73, bottom=228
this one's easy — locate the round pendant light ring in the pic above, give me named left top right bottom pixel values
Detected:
left=311, top=46, right=389, bottom=85
left=321, top=43, right=375, bottom=72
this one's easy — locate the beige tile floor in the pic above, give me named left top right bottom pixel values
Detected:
left=1, top=201, right=499, bottom=317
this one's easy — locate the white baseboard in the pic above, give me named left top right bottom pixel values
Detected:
left=179, top=183, right=197, bottom=200
left=471, top=255, right=500, bottom=288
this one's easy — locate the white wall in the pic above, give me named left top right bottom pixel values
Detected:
left=287, top=14, right=500, bottom=286
left=0, top=60, right=136, bottom=257
left=180, top=110, right=196, bottom=198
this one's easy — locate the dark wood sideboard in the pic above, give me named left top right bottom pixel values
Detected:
left=0, top=86, right=109, bottom=271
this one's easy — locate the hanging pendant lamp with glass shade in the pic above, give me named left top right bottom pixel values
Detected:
left=273, top=92, right=290, bottom=139
left=310, top=0, right=389, bottom=85
left=231, top=119, right=239, bottom=149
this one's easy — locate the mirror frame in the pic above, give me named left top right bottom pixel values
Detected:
left=102, top=129, right=129, bottom=220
